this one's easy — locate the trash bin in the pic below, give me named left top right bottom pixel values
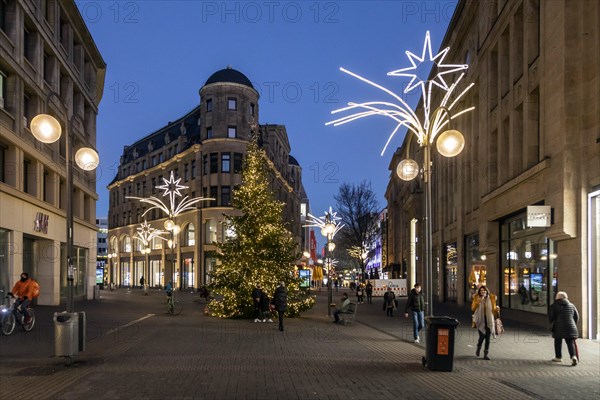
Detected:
left=54, top=312, right=79, bottom=357
left=423, top=316, right=459, bottom=372
left=94, top=284, right=100, bottom=299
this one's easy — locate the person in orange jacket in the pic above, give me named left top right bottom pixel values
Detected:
left=471, top=285, right=500, bottom=360
left=9, top=272, right=35, bottom=323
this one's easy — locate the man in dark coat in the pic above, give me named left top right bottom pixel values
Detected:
left=404, top=283, right=425, bottom=343
left=549, top=291, right=579, bottom=366
left=272, top=282, right=288, bottom=332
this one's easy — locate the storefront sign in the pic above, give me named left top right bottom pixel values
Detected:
left=526, top=206, right=552, bottom=227
left=34, top=212, right=49, bottom=234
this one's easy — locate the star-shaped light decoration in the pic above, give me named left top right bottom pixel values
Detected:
left=156, top=171, right=188, bottom=213
left=134, top=220, right=166, bottom=247
left=387, top=31, right=468, bottom=125
left=127, top=170, right=213, bottom=219
left=326, top=31, right=475, bottom=155
left=304, top=207, right=344, bottom=239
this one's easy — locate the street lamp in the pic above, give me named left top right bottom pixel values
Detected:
left=327, top=31, right=474, bottom=316
left=30, top=92, right=100, bottom=313
left=134, top=220, right=166, bottom=294
left=396, top=106, right=465, bottom=316
left=305, top=207, right=344, bottom=316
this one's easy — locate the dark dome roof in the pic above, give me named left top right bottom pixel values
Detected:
left=288, top=155, right=300, bottom=166
left=204, top=67, right=253, bottom=89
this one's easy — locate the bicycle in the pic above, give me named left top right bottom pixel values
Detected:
left=1, top=293, right=36, bottom=335
left=166, top=292, right=183, bottom=315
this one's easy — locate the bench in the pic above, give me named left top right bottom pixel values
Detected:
left=340, top=302, right=358, bottom=325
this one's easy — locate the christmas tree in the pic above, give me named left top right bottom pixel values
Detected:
left=208, top=134, right=315, bottom=318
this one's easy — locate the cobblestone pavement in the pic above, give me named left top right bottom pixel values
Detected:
left=0, top=287, right=598, bottom=399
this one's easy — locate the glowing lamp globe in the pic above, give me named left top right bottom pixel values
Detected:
left=30, top=114, right=62, bottom=143
left=327, top=242, right=336, bottom=252
left=75, top=147, right=99, bottom=171
left=172, top=225, right=181, bottom=235
left=324, top=222, right=336, bottom=235
left=164, top=219, right=175, bottom=231
left=396, top=159, right=419, bottom=181
left=436, top=129, right=465, bottom=158
left=320, top=227, right=327, bottom=237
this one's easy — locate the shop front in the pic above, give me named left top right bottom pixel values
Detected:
left=465, top=233, right=485, bottom=301
left=499, top=212, right=557, bottom=315
left=444, top=242, right=458, bottom=302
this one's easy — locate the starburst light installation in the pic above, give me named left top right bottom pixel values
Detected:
left=326, top=31, right=475, bottom=156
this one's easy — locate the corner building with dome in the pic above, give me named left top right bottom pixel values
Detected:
left=106, top=67, right=308, bottom=290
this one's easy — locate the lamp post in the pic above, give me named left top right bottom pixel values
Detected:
left=327, top=31, right=474, bottom=316
left=305, top=207, right=343, bottom=316
left=30, top=91, right=100, bottom=313
left=134, top=220, right=166, bottom=294
left=396, top=106, right=465, bottom=316
left=127, top=171, right=211, bottom=298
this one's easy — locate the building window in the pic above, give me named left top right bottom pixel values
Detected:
left=233, top=152, right=243, bottom=173
left=206, top=98, right=213, bottom=112
left=221, top=186, right=231, bottom=206
left=203, top=155, right=208, bottom=175
left=228, top=126, right=237, bottom=138
left=152, top=156, right=157, bottom=166
left=210, top=153, right=218, bottom=173
left=206, top=127, right=213, bottom=139
left=0, top=69, right=6, bottom=109
left=209, top=186, right=218, bottom=207
left=185, top=223, right=195, bottom=246
left=24, top=26, right=34, bottom=62
left=221, top=153, right=230, bottom=173
left=184, top=163, right=189, bottom=181
left=228, top=98, right=237, bottom=110
left=250, top=103, right=255, bottom=116
left=205, top=219, right=217, bottom=243
left=0, top=0, right=7, bottom=32
left=191, top=160, right=196, bottom=178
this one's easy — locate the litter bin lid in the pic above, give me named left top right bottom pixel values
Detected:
left=425, top=315, right=459, bottom=326
left=53, top=311, right=77, bottom=323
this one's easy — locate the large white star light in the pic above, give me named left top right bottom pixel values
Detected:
left=387, top=31, right=468, bottom=124
left=127, top=170, right=212, bottom=219
left=156, top=171, right=188, bottom=211
left=326, top=31, right=475, bottom=155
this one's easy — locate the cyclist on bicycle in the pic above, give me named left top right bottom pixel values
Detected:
left=8, top=272, right=35, bottom=324
left=165, top=280, right=173, bottom=297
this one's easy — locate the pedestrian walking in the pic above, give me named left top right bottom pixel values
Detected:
left=365, top=280, right=373, bottom=304
left=272, top=282, right=288, bottom=332
left=549, top=291, right=579, bottom=366
left=383, top=287, right=396, bottom=317
left=404, top=283, right=425, bottom=343
left=252, top=284, right=262, bottom=323
left=471, top=285, right=500, bottom=360
left=356, top=283, right=364, bottom=304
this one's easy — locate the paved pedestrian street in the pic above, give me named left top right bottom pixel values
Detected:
left=0, top=289, right=598, bottom=399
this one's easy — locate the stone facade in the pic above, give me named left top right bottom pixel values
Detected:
left=0, top=0, right=106, bottom=304
left=386, top=0, right=599, bottom=337
left=107, top=68, right=306, bottom=290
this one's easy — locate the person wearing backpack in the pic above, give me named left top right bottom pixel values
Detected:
left=8, top=272, right=37, bottom=324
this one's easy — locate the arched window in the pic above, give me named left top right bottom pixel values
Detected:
left=122, top=235, right=132, bottom=252
left=185, top=223, right=195, bottom=246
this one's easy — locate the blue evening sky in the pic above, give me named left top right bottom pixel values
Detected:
left=78, top=0, right=457, bottom=233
